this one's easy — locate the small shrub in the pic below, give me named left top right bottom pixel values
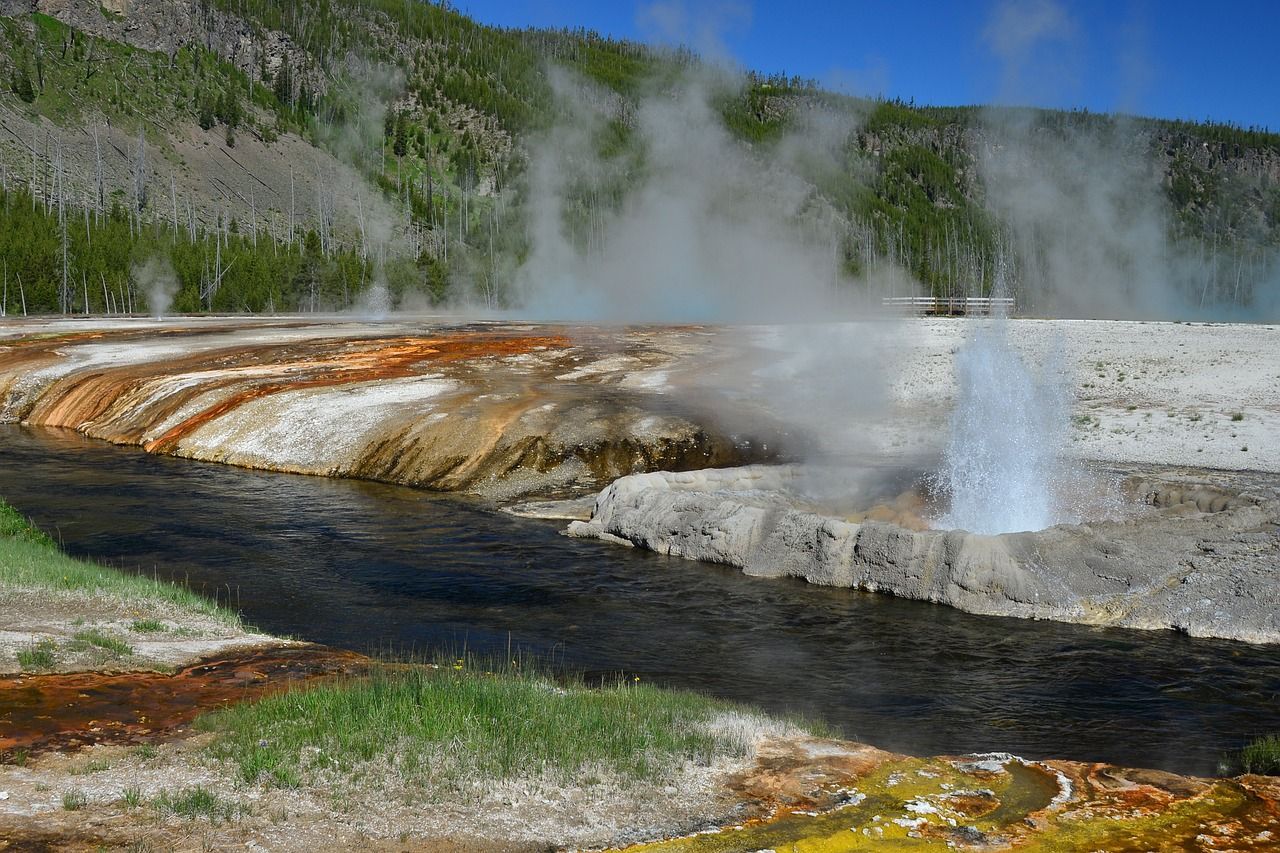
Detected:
left=1231, top=412, right=1245, bottom=421
left=62, top=789, right=87, bottom=811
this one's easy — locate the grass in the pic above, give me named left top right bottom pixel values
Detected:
left=62, top=789, right=87, bottom=811
left=152, top=786, right=248, bottom=823
left=196, top=659, right=779, bottom=793
left=1231, top=412, right=1245, bottom=421
left=1229, top=735, right=1280, bottom=775
left=71, top=628, right=133, bottom=657
left=17, top=638, right=58, bottom=670
left=0, top=500, right=238, bottom=627
left=130, top=619, right=168, bottom=633
left=68, top=758, right=111, bottom=775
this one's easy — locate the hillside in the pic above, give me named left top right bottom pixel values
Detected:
left=0, top=0, right=1277, bottom=316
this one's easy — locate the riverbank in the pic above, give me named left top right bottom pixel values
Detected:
left=566, top=462, right=1280, bottom=643
left=3, top=497, right=1280, bottom=849
left=0, top=500, right=278, bottom=674
left=0, top=498, right=801, bottom=849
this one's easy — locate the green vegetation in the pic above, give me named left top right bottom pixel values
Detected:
left=0, top=499, right=237, bottom=625
left=1228, top=734, right=1280, bottom=775
left=61, top=789, right=87, bottom=811
left=17, top=638, right=58, bottom=670
left=0, top=184, right=390, bottom=314
left=1, top=1, right=1278, bottom=310
left=130, top=618, right=167, bottom=633
left=70, top=628, right=132, bottom=657
left=152, top=786, right=249, bottom=822
left=197, top=659, right=770, bottom=794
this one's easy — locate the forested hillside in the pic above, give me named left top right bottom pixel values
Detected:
left=0, top=0, right=1276, bottom=316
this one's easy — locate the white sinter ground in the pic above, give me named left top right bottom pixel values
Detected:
left=887, top=318, right=1280, bottom=475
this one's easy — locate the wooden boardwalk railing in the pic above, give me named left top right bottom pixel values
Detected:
left=881, top=296, right=1015, bottom=316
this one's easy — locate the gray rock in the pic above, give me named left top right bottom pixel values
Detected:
left=569, top=466, right=1280, bottom=644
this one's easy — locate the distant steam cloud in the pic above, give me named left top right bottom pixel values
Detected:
left=978, top=114, right=1194, bottom=319
left=134, top=256, right=178, bottom=319
left=983, top=0, right=1078, bottom=104
left=514, top=67, right=865, bottom=324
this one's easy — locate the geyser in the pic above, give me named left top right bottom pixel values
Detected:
left=934, top=313, right=1072, bottom=535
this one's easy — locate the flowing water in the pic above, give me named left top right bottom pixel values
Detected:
left=2, top=424, right=1277, bottom=775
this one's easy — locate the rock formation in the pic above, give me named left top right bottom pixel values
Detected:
left=0, top=320, right=779, bottom=499
left=569, top=465, right=1280, bottom=643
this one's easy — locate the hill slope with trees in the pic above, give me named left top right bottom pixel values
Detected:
left=0, top=0, right=1276, bottom=316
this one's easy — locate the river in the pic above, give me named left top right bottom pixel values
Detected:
left=2, top=424, right=1276, bottom=775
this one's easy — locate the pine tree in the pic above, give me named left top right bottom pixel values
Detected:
left=393, top=112, right=409, bottom=159
left=272, top=61, right=292, bottom=106
left=10, top=67, right=36, bottom=103
left=198, top=93, right=216, bottom=130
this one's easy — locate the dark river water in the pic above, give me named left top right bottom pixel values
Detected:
left=2, top=424, right=1276, bottom=775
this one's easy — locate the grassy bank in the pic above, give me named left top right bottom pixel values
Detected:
left=1, top=498, right=247, bottom=673
left=0, top=499, right=237, bottom=625
left=195, top=661, right=781, bottom=794
left=2, top=495, right=799, bottom=800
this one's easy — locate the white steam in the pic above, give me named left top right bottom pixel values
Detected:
left=514, top=68, right=862, bottom=324
left=934, top=319, right=1072, bottom=534
left=134, top=256, right=178, bottom=319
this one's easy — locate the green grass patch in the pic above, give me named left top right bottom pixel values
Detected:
left=68, top=758, right=111, bottom=775
left=17, top=638, right=58, bottom=670
left=0, top=500, right=238, bottom=627
left=71, top=629, right=133, bottom=657
left=151, top=786, right=248, bottom=822
left=62, top=789, right=87, bottom=811
left=130, top=619, right=167, bottom=633
left=197, top=661, right=776, bottom=793
left=1233, top=734, right=1280, bottom=775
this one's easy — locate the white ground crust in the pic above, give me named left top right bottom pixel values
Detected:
left=889, top=318, right=1280, bottom=472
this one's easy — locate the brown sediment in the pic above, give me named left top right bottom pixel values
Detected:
left=0, top=645, right=366, bottom=760
left=22, top=332, right=571, bottom=452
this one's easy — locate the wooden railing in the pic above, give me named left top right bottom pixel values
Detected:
left=881, top=296, right=1015, bottom=316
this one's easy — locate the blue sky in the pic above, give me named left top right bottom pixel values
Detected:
left=457, top=0, right=1280, bottom=130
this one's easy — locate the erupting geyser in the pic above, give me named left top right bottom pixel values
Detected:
left=934, top=313, right=1073, bottom=535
